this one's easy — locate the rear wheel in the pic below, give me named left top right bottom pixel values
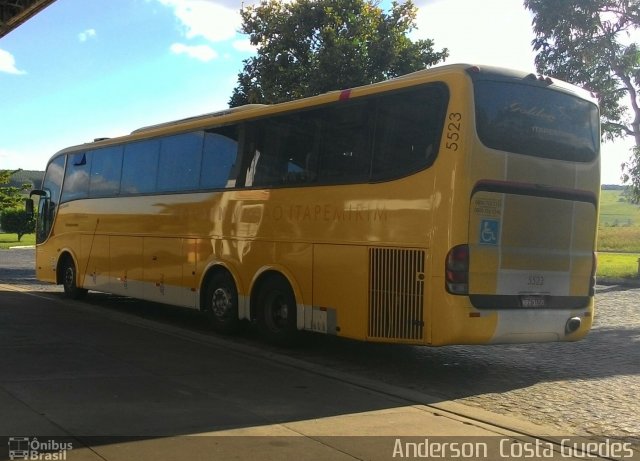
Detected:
left=61, top=256, right=88, bottom=300
left=204, top=271, right=240, bottom=334
left=256, top=275, right=300, bottom=345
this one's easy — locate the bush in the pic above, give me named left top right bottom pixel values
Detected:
left=0, top=209, right=35, bottom=241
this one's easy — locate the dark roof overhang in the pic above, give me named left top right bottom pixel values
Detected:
left=0, top=0, right=57, bottom=38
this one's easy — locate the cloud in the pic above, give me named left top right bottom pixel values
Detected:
left=0, top=148, right=23, bottom=168
left=232, top=39, right=256, bottom=53
left=170, top=43, right=218, bottom=61
left=78, top=29, right=97, bottom=42
left=157, top=0, right=240, bottom=42
left=0, top=49, right=26, bottom=75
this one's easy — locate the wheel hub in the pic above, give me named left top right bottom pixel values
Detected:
left=64, top=267, right=74, bottom=287
left=267, top=295, right=289, bottom=329
left=212, top=288, right=232, bottom=318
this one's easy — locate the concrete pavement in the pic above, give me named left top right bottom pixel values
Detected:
left=0, top=284, right=631, bottom=460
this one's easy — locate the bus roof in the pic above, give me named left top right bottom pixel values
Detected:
left=130, top=104, right=268, bottom=134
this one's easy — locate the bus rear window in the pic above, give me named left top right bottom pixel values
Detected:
left=474, top=81, right=599, bottom=162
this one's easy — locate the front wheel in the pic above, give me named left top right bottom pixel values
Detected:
left=204, top=271, right=240, bottom=334
left=61, top=257, right=88, bottom=300
left=256, top=275, right=300, bottom=345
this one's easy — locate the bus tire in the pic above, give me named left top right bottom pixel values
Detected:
left=61, top=256, right=88, bottom=300
left=256, top=274, right=300, bottom=345
left=204, top=271, right=240, bottom=334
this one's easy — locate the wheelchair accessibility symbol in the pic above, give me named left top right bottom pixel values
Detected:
left=480, top=219, right=500, bottom=245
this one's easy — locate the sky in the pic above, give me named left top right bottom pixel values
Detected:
left=0, top=0, right=633, bottom=184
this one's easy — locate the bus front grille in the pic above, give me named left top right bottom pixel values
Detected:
left=368, top=248, right=425, bottom=341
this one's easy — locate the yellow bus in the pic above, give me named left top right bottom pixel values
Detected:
left=28, top=64, right=600, bottom=346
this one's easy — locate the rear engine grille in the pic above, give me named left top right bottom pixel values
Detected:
left=368, top=248, right=425, bottom=340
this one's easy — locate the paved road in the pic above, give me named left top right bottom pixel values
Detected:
left=1, top=248, right=639, bottom=449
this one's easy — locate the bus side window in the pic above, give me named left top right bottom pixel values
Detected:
left=240, top=122, right=263, bottom=187
left=283, top=114, right=320, bottom=184
left=317, top=102, right=371, bottom=184
left=244, top=149, right=260, bottom=187
left=158, top=132, right=203, bottom=192
left=121, top=140, right=160, bottom=194
left=61, top=152, right=92, bottom=202
left=371, top=84, right=448, bottom=181
left=252, top=120, right=288, bottom=186
left=89, top=146, right=123, bottom=197
left=201, top=125, right=239, bottom=189
left=241, top=119, right=288, bottom=187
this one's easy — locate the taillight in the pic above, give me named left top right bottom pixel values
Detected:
left=446, top=244, right=469, bottom=295
left=590, top=252, right=597, bottom=296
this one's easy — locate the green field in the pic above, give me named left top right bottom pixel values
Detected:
left=597, top=189, right=640, bottom=280
left=597, top=252, right=640, bottom=280
left=599, top=189, right=640, bottom=228
left=0, top=233, right=35, bottom=249
left=598, top=226, right=640, bottom=252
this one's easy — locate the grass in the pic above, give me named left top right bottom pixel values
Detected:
left=596, top=189, right=640, bottom=278
left=598, top=226, right=640, bottom=252
left=597, top=252, right=640, bottom=280
left=599, top=189, right=640, bottom=227
left=0, top=233, right=35, bottom=249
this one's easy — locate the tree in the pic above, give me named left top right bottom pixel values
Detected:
left=0, top=169, right=30, bottom=211
left=229, top=0, right=448, bottom=107
left=524, top=0, right=640, bottom=200
left=0, top=209, right=34, bottom=241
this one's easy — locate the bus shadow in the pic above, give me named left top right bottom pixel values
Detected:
left=42, top=289, right=640, bottom=400
left=0, top=288, right=421, bottom=445
left=0, top=287, right=637, bottom=447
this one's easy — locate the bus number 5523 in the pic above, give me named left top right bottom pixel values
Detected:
left=446, top=112, right=462, bottom=151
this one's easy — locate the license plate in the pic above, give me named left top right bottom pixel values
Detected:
left=521, top=296, right=547, bottom=308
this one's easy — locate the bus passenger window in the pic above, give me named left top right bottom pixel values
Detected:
left=372, top=84, right=448, bottom=181
left=158, top=132, right=203, bottom=192
left=250, top=120, right=286, bottom=187
left=244, top=150, right=260, bottom=187
left=61, top=152, right=91, bottom=202
left=317, top=102, right=371, bottom=183
left=121, top=140, right=160, bottom=194
left=201, top=126, right=239, bottom=189
left=282, top=114, right=320, bottom=184
left=89, top=146, right=123, bottom=197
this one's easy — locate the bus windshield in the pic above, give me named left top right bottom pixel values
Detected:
left=474, top=80, right=599, bottom=162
